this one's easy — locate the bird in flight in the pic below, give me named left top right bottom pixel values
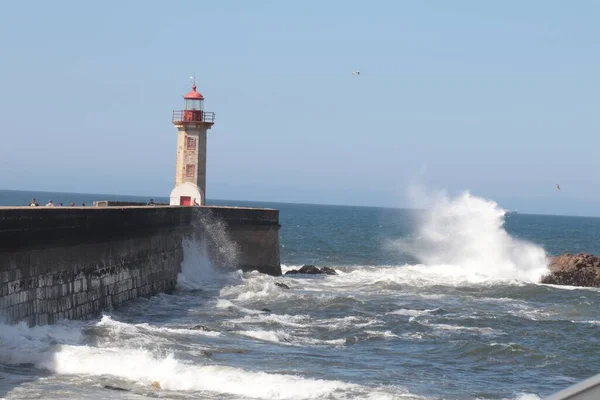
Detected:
left=556, top=184, right=561, bottom=191
left=352, top=71, right=360, bottom=76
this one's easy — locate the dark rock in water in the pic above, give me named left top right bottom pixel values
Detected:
left=191, top=324, right=212, bottom=331
left=285, top=265, right=338, bottom=275
left=261, top=308, right=272, bottom=313
left=275, top=282, right=290, bottom=289
left=298, top=265, right=321, bottom=274
left=103, top=385, right=130, bottom=392
left=541, top=253, right=600, bottom=287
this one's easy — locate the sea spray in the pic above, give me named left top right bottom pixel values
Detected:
left=177, top=209, right=242, bottom=290
left=177, top=239, right=220, bottom=290
left=192, top=208, right=240, bottom=269
left=0, top=319, right=85, bottom=366
left=397, top=190, right=549, bottom=282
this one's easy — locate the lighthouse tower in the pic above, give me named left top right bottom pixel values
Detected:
left=169, top=80, right=215, bottom=206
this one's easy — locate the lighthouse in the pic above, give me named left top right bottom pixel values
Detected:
left=170, top=80, right=215, bottom=206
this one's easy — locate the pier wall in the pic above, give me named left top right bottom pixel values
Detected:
left=0, top=206, right=281, bottom=325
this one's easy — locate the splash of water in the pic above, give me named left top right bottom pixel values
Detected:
left=177, top=209, right=242, bottom=290
left=192, top=209, right=240, bottom=268
left=398, top=190, right=549, bottom=283
left=177, top=239, right=217, bottom=290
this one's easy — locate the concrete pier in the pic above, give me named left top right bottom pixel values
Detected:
left=0, top=206, right=281, bottom=325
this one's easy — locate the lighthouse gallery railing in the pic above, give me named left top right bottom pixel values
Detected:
left=172, top=110, right=215, bottom=123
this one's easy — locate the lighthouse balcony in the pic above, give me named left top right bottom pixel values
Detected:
left=172, top=110, right=215, bottom=124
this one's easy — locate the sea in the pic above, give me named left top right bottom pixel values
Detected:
left=1, top=188, right=599, bottom=400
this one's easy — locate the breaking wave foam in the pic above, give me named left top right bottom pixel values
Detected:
left=235, top=329, right=346, bottom=347
left=39, top=345, right=362, bottom=398
left=0, top=318, right=408, bottom=399
left=387, top=308, right=438, bottom=317
left=398, top=190, right=549, bottom=283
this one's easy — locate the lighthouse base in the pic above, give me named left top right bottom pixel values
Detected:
left=170, top=182, right=203, bottom=206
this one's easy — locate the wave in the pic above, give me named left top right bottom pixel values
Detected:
left=234, top=329, right=346, bottom=347
left=387, top=308, right=439, bottom=317
left=0, top=317, right=417, bottom=399
left=396, top=190, right=549, bottom=283
left=422, top=322, right=500, bottom=336
left=0, top=320, right=85, bottom=366
left=39, top=345, right=368, bottom=398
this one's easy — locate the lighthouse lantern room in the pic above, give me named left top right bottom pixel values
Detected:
left=170, top=79, right=215, bottom=206
left=184, top=86, right=203, bottom=110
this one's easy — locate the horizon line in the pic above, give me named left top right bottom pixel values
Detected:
left=1, top=187, right=597, bottom=219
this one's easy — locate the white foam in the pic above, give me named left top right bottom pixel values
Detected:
left=215, top=298, right=236, bottom=309
left=235, top=329, right=346, bottom=347
left=425, top=322, right=500, bottom=336
left=136, top=322, right=222, bottom=337
left=219, top=276, right=297, bottom=303
left=95, top=315, right=223, bottom=342
left=321, top=264, right=523, bottom=292
left=280, top=264, right=296, bottom=274
left=0, top=318, right=414, bottom=399
left=214, top=298, right=264, bottom=315
left=364, top=330, right=399, bottom=338
left=311, top=316, right=382, bottom=330
left=229, top=313, right=311, bottom=328
left=37, top=345, right=388, bottom=398
left=387, top=308, right=437, bottom=317
left=0, top=320, right=85, bottom=365
left=397, top=190, right=549, bottom=283
left=539, top=283, right=600, bottom=292
left=401, top=332, right=426, bottom=340
left=509, top=395, right=541, bottom=400
left=508, top=305, right=552, bottom=321
left=235, top=329, right=292, bottom=343
left=573, top=320, right=600, bottom=325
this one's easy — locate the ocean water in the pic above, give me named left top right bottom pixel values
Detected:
left=1, top=189, right=600, bottom=399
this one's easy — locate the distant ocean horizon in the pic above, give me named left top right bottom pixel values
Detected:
left=0, top=187, right=405, bottom=209
left=0, top=188, right=595, bottom=220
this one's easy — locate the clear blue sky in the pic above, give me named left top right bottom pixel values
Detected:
left=0, top=1, right=599, bottom=215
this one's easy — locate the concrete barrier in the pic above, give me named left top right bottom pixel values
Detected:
left=0, top=205, right=281, bottom=325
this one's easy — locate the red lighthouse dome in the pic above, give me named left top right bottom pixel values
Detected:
left=183, top=84, right=204, bottom=112
left=184, top=84, right=204, bottom=100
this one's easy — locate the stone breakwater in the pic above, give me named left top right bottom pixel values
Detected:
left=0, top=206, right=281, bottom=326
left=0, top=233, right=183, bottom=326
left=541, top=253, right=600, bottom=287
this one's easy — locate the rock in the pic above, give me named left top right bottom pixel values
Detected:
left=275, top=282, right=290, bottom=289
left=191, top=324, right=212, bottom=331
left=261, top=308, right=272, bottom=313
left=284, top=265, right=339, bottom=276
left=103, top=385, right=130, bottom=392
left=298, top=265, right=321, bottom=274
left=541, top=253, right=600, bottom=287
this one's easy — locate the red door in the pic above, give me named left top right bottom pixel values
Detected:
left=180, top=196, right=191, bottom=206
